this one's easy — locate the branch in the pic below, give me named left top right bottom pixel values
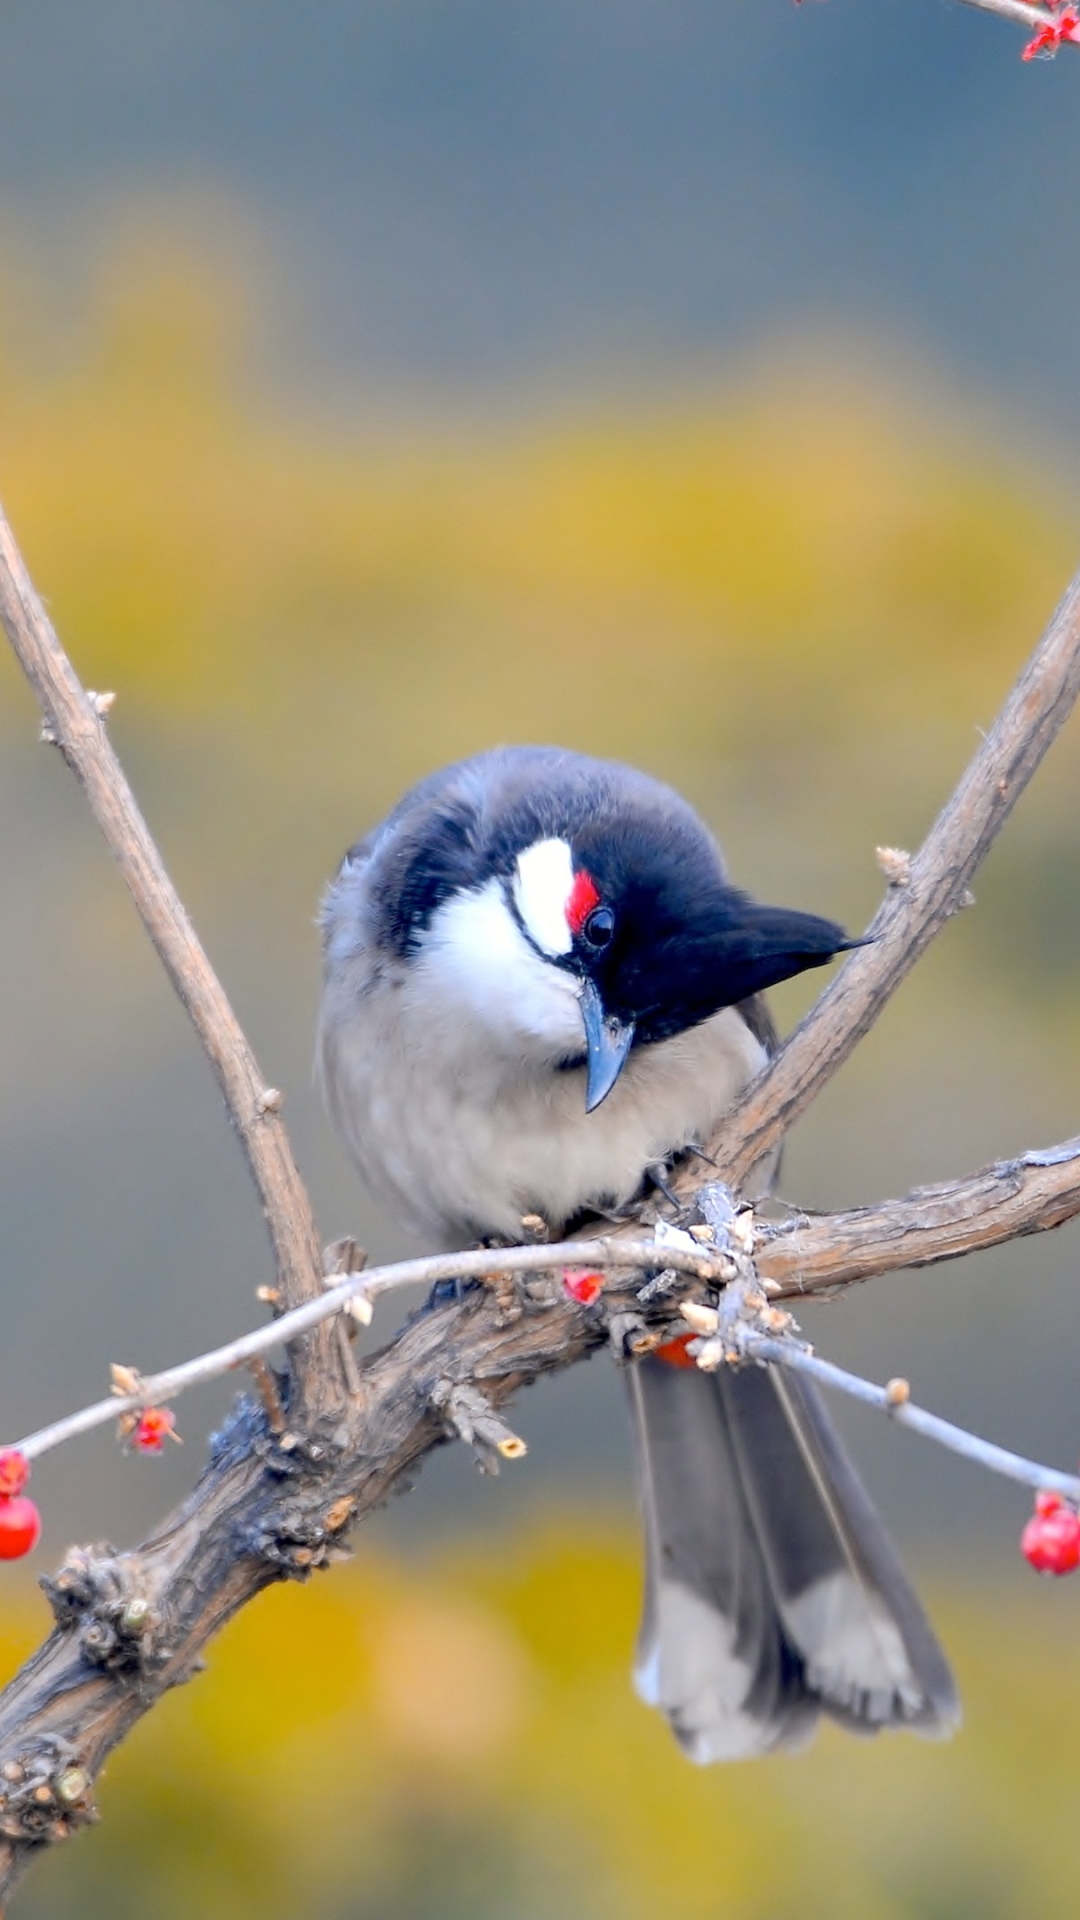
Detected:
left=0, top=505, right=338, bottom=1414
left=10, top=1204, right=1080, bottom=1491
left=757, top=1137, right=1080, bottom=1297
left=692, top=566, right=1080, bottom=1194
left=8, top=1238, right=722, bottom=1463
left=735, top=1333, right=1080, bottom=1504
left=6, top=1103, right=1080, bottom=1463
left=12, top=1123, right=1080, bottom=1469
left=0, top=1226, right=1076, bottom=1898
left=4, top=476, right=1080, bottom=1903
left=0, top=1275, right=612, bottom=1892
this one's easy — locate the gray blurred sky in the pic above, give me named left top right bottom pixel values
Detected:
left=0, top=0, right=1075, bottom=422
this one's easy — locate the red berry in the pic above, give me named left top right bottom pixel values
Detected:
left=0, top=1496, right=41, bottom=1560
left=654, top=1331, right=700, bottom=1370
left=1021, top=1494, right=1080, bottom=1575
left=131, top=1407, right=179, bottom=1455
left=562, top=1269, right=603, bottom=1308
left=1022, top=6, right=1080, bottom=58
left=0, top=1451, right=30, bottom=1499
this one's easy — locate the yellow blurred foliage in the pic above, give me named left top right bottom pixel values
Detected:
left=5, top=234, right=1080, bottom=1919
left=7, top=1525, right=1080, bottom=1920
left=0, top=233, right=1073, bottom=771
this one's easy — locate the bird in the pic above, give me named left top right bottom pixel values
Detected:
left=317, top=744, right=959, bottom=1760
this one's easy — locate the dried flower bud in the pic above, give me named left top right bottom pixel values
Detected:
left=730, top=1211, right=755, bottom=1253
left=324, top=1497, right=355, bottom=1533
left=55, top=1769, right=90, bottom=1806
left=876, top=845, right=912, bottom=887
left=759, top=1307, right=794, bottom=1333
left=692, top=1337, right=725, bottom=1373
left=627, top=1328, right=663, bottom=1357
left=679, top=1300, right=720, bottom=1336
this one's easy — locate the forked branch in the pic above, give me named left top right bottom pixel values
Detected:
left=693, top=568, right=1080, bottom=1192
left=10, top=1124, right=1080, bottom=1465
left=0, top=509, right=339, bottom=1416
left=1, top=502, right=1080, bottom=1905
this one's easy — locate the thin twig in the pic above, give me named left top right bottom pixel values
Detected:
left=14, top=1124, right=1080, bottom=1463
left=954, top=0, right=1072, bottom=36
left=690, top=567, right=1080, bottom=1195
left=0, top=1259, right=625, bottom=1894
left=739, top=1333, right=1080, bottom=1503
left=0, top=504, right=338, bottom=1413
left=0, top=1230, right=1071, bottom=1906
left=7, top=1238, right=719, bottom=1463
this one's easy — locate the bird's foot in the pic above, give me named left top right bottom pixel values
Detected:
left=427, top=1274, right=482, bottom=1309
left=426, top=1230, right=529, bottom=1311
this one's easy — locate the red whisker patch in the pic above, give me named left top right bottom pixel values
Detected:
left=566, top=869, right=600, bottom=936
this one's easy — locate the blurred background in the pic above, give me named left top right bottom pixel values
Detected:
left=3, top=1, right=1080, bottom=1914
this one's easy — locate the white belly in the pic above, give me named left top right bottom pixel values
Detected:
left=319, top=959, right=767, bottom=1250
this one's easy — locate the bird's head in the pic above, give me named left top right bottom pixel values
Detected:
left=392, top=754, right=859, bottom=1111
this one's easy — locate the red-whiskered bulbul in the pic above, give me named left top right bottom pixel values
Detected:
left=318, top=745, right=958, bottom=1759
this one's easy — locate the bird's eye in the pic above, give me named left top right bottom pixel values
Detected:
left=582, top=906, right=615, bottom=950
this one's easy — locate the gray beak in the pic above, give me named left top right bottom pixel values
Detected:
left=579, top=978, right=635, bottom=1113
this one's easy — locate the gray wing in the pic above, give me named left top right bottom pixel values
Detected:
left=628, top=1355, right=959, bottom=1762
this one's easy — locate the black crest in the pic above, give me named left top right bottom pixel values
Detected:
left=352, top=745, right=856, bottom=1039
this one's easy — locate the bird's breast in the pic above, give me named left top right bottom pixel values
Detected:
left=319, top=955, right=767, bottom=1249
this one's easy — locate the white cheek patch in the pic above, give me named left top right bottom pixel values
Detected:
left=418, top=878, right=584, bottom=1055
left=513, top=838, right=575, bottom=956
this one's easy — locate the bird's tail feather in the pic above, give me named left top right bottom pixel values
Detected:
left=627, top=1355, right=959, bottom=1762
